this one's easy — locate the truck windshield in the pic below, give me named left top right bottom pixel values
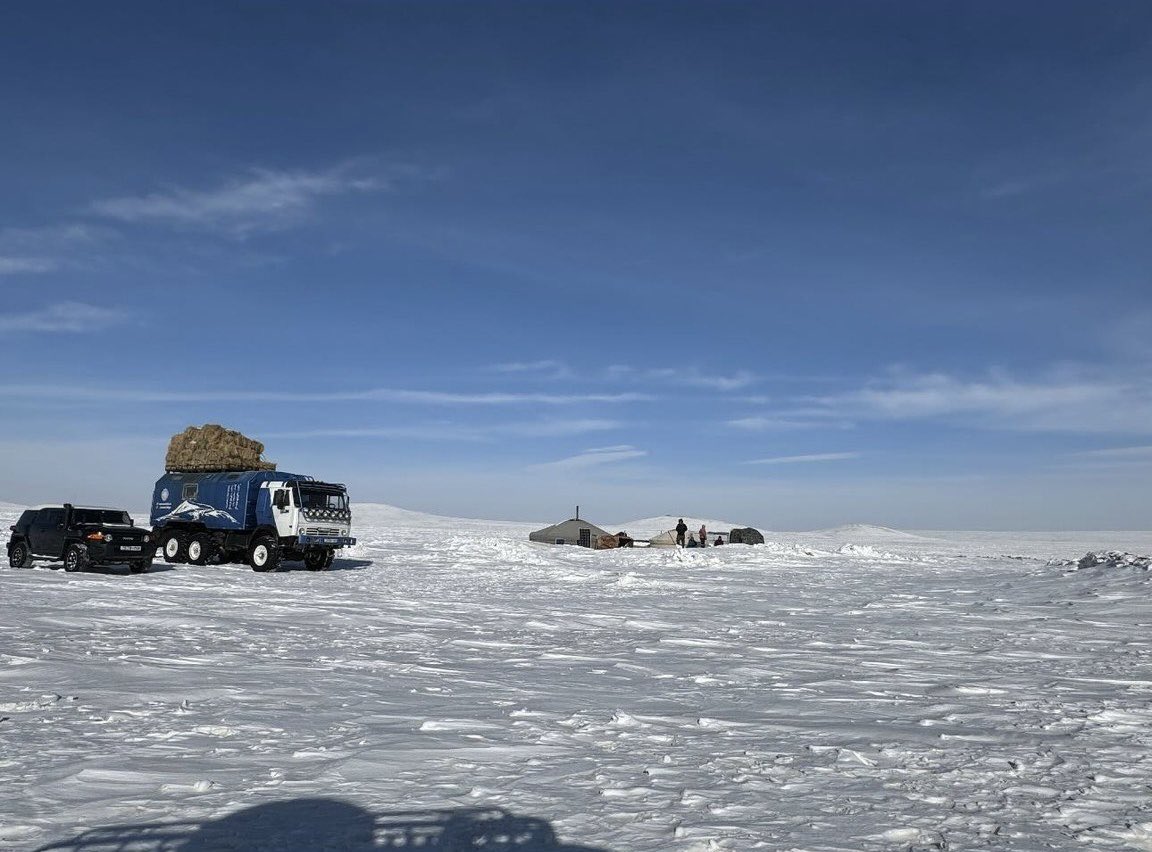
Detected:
left=299, top=490, right=347, bottom=511
left=74, top=509, right=133, bottom=525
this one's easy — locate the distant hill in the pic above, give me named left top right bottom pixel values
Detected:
left=812, top=523, right=927, bottom=540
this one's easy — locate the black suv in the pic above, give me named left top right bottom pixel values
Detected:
left=7, top=504, right=153, bottom=573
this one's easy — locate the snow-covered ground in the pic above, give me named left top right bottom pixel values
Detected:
left=2, top=501, right=1151, bottom=851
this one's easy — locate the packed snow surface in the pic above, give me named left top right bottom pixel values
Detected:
left=2, top=502, right=1152, bottom=850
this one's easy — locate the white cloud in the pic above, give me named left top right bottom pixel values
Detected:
left=0, top=257, right=56, bottom=275
left=746, top=452, right=859, bottom=465
left=0, top=302, right=130, bottom=334
left=89, top=165, right=405, bottom=234
left=533, top=445, right=647, bottom=469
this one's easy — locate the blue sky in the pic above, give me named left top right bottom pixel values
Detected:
left=2, top=2, right=1150, bottom=529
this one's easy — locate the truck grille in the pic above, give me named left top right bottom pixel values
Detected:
left=305, top=527, right=342, bottom=536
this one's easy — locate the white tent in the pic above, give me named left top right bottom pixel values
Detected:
left=648, top=528, right=731, bottom=548
left=529, top=518, right=611, bottom=548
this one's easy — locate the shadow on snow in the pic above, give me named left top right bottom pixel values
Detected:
left=34, top=798, right=610, bottom=851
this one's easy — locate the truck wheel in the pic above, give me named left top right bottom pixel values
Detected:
left=304, top=550, right=330, bottom=571
left=187, top=534, right=213, bottom=566
left=8, top=541, right=32, bottom=569
left=162, top=532, right=188, bottom=564
left=130, top=558, right=152, bottom=574
left=249, top=536, right=281, bottom=573
left=323, top=549, right=335, bottom=569
left=63, top=544, right=89, bottom=573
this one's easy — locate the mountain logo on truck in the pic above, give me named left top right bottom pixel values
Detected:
left=155, top=500, right=238, bottom=525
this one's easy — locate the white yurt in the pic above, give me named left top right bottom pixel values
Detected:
left=529, top=517, right=611, bottom=548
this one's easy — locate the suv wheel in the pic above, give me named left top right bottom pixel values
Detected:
left=162, top=532, right=188, bottom=564
left=248, top=536, right=281, bottom=573
left=63, top=543, right=89, bottom=573
left=8, top=541, right=32, bottom=569
left=130, top=557, right=152, bottom=574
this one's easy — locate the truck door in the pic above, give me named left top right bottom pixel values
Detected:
left=30, top=508, right=67, bottom=557
left=261, top=482, right=298, bottom=539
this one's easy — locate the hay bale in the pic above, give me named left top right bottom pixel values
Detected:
left=165, top=424, right=276, bottom=472
left=595, top=534, right=619, bottom=550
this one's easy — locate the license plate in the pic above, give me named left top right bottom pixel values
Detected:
left=121, top=545, right=142, bottom=551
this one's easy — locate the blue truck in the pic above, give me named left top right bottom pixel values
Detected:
left=149, top=471, right=356, bottom=571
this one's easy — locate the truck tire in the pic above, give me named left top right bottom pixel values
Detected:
left=130, top=558, right=152, bottom=574
left=8, top=541, right=32, bottom=569
left=161, top=532, right=188, bottom=564
left=248, top=536, right=281, bottom=573
left=187, top=533, right=212, bottom=566
left=304, top=549, right=331, bottom=571
left=323, top=549, right=335, bottom=569
left=63, top=543, right=89, bottom=573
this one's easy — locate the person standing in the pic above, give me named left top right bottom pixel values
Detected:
left=699, top=524, right=707, bottom=547
left=675, top=518, right=688, bottom=547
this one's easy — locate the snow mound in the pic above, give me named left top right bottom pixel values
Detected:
left=836, top=543, right=915, bottom=561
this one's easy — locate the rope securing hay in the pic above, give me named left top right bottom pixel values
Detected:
left=165, top=424, right=277, bottom=472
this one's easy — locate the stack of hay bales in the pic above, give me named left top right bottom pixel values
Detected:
left=165, top=424, right=276, bottom=472
left=595, top=533, right=619, bottom=550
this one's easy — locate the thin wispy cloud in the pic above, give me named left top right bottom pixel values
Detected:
left=490, top=360, right=572, bottom=378
left=0, top=384, right=651, bottom=406
left=0, top=257, right=56, bottom=275
left=532, top=445, right=647, bottom=469
left=0, top=302, right=130, bottom=334
left=606, top=365, right=757, bottom=391
left=728, top=416, right=855, bottom=431
left=745, top=452, right=859, bottom=465
left=817, top=370, right=1152, bottom=435
left=266, top=418, right=623, bottom=442
left=1074, top=445, right=1152, bottom=458
left=89, top=164, right=422, bottom=234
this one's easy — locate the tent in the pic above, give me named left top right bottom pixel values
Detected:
left=648, top=528, right=732, bottom=548
left=529, top=518, right=612, bottom=548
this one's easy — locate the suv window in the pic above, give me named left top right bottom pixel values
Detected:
left=15, top=510, right=35, bottom=529
left=73, top=509, right=132, bottom=525
left=36, top=508, right=65, bottom=528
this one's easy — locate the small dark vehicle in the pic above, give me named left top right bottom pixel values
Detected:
left=7, top=504, right=153, bottom=574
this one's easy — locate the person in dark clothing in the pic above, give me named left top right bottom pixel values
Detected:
left=714, top=536, right=724, bottom=546
left=686, top=535, right=698, bottom=548
left=675, top=518, right=688, bottom=546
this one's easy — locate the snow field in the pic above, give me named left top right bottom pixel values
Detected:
left=2, top=503, right=1151, bottom=850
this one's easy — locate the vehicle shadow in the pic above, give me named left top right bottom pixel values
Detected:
left=276, top=558, right=374, bottom=572
left=328, top=558, right=374, bottom=571
left=34, top=798, right=610, bottom=851
left=31, top=563, right=176, bottom=575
